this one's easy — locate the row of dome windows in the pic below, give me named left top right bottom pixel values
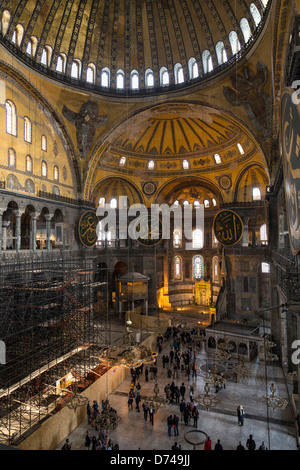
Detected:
left=5, top=100, right=47, bottom=151
left=117, top=144, right=244, bottom=170
left=7, top=148, right=59, bottom=181
left=1, top=3, right=267, bottom=90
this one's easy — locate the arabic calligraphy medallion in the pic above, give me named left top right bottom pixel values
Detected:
left=213, top=210, right=243, bottom=246
left=78, top=210, right=98, bottom=247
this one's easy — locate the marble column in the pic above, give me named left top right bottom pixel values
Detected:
left=45, top=214, right=53, bottom=251
left=31, top=214, right=37, bottom=252
left=15, top=210, right=23, bottom=252
left=0, top=209, right=4, bottom=250
left=2, top=220, right=9, bottom=251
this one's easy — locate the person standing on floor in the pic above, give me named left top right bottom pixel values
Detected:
left=142, top=402, right=148, bottom=421
left=237, top=441, right=245, bottom=451
left=87, top=401, right=92, bottom=425
left=149, top=406, right=154, bottom=425
left=204, top=436, right=211, bottom=450
left=246, top=434, right=256, bottom=451
left=214, top=439, right=223, bottom=450
left=85, top=431, right=91, bottom=450
left=192, top=406, right=199, bottom=428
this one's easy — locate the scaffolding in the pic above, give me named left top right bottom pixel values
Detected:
left=0, top=250, right=109, bottom=445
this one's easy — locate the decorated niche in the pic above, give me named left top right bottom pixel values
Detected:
left=194, top=278, right=211, bottom=306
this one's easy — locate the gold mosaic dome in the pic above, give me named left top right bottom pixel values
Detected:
left=0, top=0, right=270, bottom=95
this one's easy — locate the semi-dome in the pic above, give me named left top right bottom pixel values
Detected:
left=0, top=0, right=270, bottom=96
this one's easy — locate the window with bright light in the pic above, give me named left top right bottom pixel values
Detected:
left=6, top=100, right=17, bottom=136
left=160, top=67, right=169, bottom=86
left=240, top=18, right=252, bottom=43
left=26, top=41, right=32, bottom=56
left=53, top=165, right=59, bottom=181
left=41, top=161, right=47, bottom=177
left=119, top=156, right=126, bottom=166
left=216, top=41, right=227, bottom=65
left=71, top=61, right=80, bottom=79
left=252, top=187, right=261, bottom=201
left=182, top=160, right=189, bottom=170
left=8, top=148, right=16, bottom=168
left=250, top=3, right=262, bottom=27
left=131, top=70, right=139, bottom=90
left=192, top=229, right=204, bottom=249
left=145, top=69, right=154, bottom=88
left=193, top=255, right=204, bottom=280
left=237, top=143, right=244, bottom=155
left=214, top=153, right=222, bottom=164
left=213, top=256, right=219, bottom=282
left=41, top=135, right=47, bottom=151
left=98, top=197, right=106, bottom=206
left=24, top=117, right=32, bottom=143
left=86, top=65, right=95, bottom=84
left=26, top=154, right=33, bottom=173
left=101, top=68, right=110, bottom=87
left=116, top=70, right=125, bottom=89
left=229, top=31, right=241, bottom=55
left=174, top=256, right=182, bottom=280
left=110, top=198, right=117, bottom=208
left=202, top=50, right=213, bottom=74
left=261, top=262, right=270, bottom=273
left=148, top=160, right=155, bottom=170
left=56, top=55, right=64, bottom=73
left=173, top=228, right=182, bottom=248
left=260, top=224, right=268, bottom=245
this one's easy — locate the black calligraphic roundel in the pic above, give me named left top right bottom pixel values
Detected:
left=133, top=213, right=163, bottom=246
left=213, top=210, right=243, bottom=246
left=78, top=210, right=98, bottom=247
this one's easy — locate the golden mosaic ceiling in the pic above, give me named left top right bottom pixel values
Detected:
left=0, top=0, right=270, bottom=94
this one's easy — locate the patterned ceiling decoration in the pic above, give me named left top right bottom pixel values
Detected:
left=92, top=176, right=143, bottom=206
left=235, top=164, right=270, bottom=202
left=0, top=0, right=270, bottom=94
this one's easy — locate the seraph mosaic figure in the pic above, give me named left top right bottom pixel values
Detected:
left=62, top=100, right=109, bottom=159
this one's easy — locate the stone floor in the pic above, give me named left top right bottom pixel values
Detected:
left=56, top=323, right=298, bottom=452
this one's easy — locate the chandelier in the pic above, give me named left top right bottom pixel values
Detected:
left=144, top=382, right=169, bottom=411
left=196, top=382, right=220, bottom=411
left=259, top=336, right=279, bottom=363
left=205, top=364, right=226, bottom=389
left=94, top=400, right=121, bottom=431
left=214, top=337, right=233, bottom=362
left=287, top=370, right=298, bottom=382
left=261, top=383, right=288, bottom=412
left=66, top=385, right=89, bottom=412
left=232, top=357, right=253, bottom=378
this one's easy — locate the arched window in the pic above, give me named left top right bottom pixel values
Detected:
left=101, top=68, right=110, bottom=87
left=86, top=64, right=95, bottom=83
left=24, top=117, right=32, bottom=143
left=194, top=200, right=200, bottom=208
left=212, top=198, right=217, bottom=207
left=130, top=70, right=139, bottom=90
left=174, top=256, right=182, bottom=280
left=202, top=50, right=213, bottom=74
left=145, top=69, right=154, bottom=88
left=119, top=156, right=127, bottom=166
left=252, top=187, right=261, bottom=201
left=174, top=63, right=184, bottom=84
left=261, top=262, right=270, bottom=273
left=148, top=160, right=155, bottom=170
left=215, top=41, right=227, bottom=65
left=12, top=24, right=24, bottom=47
left=204, top=199, right=210, bottom=208
left=110, top=198, right=117, bottom=208
left=193, top=255, right=204, bottom=280
left=26, top=41, right=32, bottom=56
left=261, top=0, right=268, bottom=8
left=214, top=153, right=222, bottom=164
left=5, top=100, right=17, bottom=136
left=240, top=18, right=252, bottom=43
left=53, top=165, right=59, bottom=181
left=25, top=154, right=33, bottom=173
left=260, top=224, right=268, bottom=245
left=8, top=148, right=16, bottom=168
left=213, top=256, right=219, bottom=282
left=116, top=69, right=125, bottom=89
left=1, top=10, right=11, bottom=36
left=237, top=143, right=244, bottom=155
left=182, top=160, right=189, bottom=170
left=71, top=60, right=80, bottom=79
left=40, top=45, right=52, bottom=66
left=12, top=30, right=16, bottom=44
left=250, top=3, right=262, bottom=27
left=98, top=197, right=106, bottom=206
left=188, top=57, right=199, bottom=79
left=26, top=36, right=38, bottom=57
left=56, top=54, right=66, bottom=73
left=183, top=200, right=189, bottom=206
left=41, top=161, right=47, bottom=177
left=212, top=229, right=218, bottom=247
left=173, top=228, right=182, bottom=248
left=41, top=134, right=47, bottom=151
left=229, top=31, right=241, bottom=55
left=160, top=67, right=169, bottom=86
left=192, top=229, right=204, bottom=249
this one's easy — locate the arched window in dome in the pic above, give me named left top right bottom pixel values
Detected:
left=174, top=63, right=184, bottom=84
left=145, top=69, right=154, bottom=88
left=5, top=100, right=17, bottom=136
left=182, top=160, right=189, bottom=170
left=53, top=165, right=59, bottom=181
left=148, top=160, right=155, bottom=170
left=56, top=54, right=66, bottom=73
left=116, top=69, right=125, bottom=89
left=98, top=197, right=105, bottom=206
left=8, top=148, right=16, bottom=168
left=183, top=200, right=189, bottom=206
left=252, top=187, right=261, bottom=201
left=11, top=30, right=16, bottom=44
left=101, top=68, right=110, bottom=87
left=173, top=228, right=182, bottom=248
left=41, top=134, right=47, bottom=152
left=188, top=58, right=199, bottom=79
left=119, top=156, right=127, bottom=166
left=1, top=10, right=11, bottom=36
left=202, top=50, right=213, bottom=74
left=12, top=25, right=24, bottom=47
left=41, top=161, right=47, bottom=177
left=250, top=3, right=262, bottom=27
left=193, top=255, right=204, bottom=280
left=174, top=256, right=182, bottom=280
left=130, top=70, right=139, bottom=90
left=26, top=36, right=38, bottom=57
left=260, top=224, right=268, bottom=245
left=25, top=155, right=33, bottom=173
left=194, top=200, right=200, bottom=208
left=86, top=63, right=95, bottom=83
left=26, top=41, right=32, bottom=56
left=24, top=117, right=32, bottom=143
left=192, top=229, right=204, bottom=249
left=71, top=60, right=81, bottom=79
left=204, top=199, right=210, bottom=208
left=240, top=18, right=252, bottom=43
left=215, top=41, right=228, bottom=65
left=237, top=143, right=244, bottom=155
left=261, top=0, right=269, bottom=8
left=229, top=31, right=241, bottom=55
left=160, top=67, right=169, bottom=86
left=41, top=45, right=52, bottom=66
left=212, top=198, right=217, bottom=207
left=110, top=198, right=117, bottom=209
left=214, top=153, right=222, bottom=164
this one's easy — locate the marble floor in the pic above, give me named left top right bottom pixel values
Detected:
left=56, top=321, right=298, bottom=452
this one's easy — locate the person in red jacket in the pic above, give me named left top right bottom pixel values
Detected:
left=204, top=436, right=211, bottom=450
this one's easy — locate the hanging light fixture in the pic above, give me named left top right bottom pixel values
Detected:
left=261, top=383, right=288, bottom=412
left=204, top=364, right=226, bottom=389
left=196, top=382, right=220, bottom=411
left=94, top=399, right=121, bottom=431
left=66, top=385, right=89, bottom=412
left=259, top=336, right=279, bottom=363
left=144, top=382, right=169, bottom=411
left=232, top=357, right=253, bottom=378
